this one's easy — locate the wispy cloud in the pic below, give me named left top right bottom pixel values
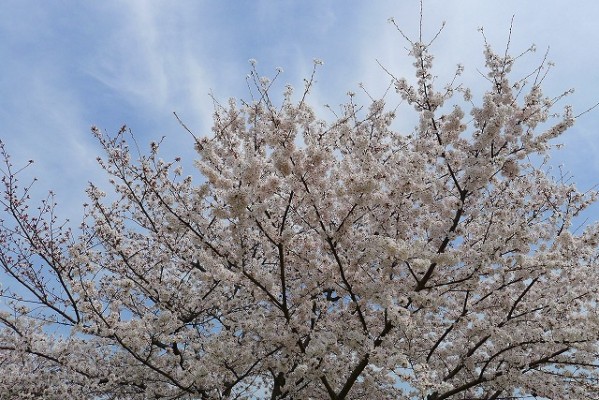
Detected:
left=0, top=0, right=598, bottom=223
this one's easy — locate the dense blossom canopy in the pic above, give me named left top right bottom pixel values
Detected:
left=0, top=24, right=598, bottom=399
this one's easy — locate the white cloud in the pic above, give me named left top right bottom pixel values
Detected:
left=0, top=0, right=598, bottom=223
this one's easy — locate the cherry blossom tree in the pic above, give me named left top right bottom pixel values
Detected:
left=0, top=21, right=598, bottom=400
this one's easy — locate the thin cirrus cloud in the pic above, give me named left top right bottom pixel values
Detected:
left=0, top=3, right=100, bottom=215
left=0, top=0, right=598, bottom=222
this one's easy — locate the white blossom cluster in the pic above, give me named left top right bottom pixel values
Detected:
left=0, top=30, right=597, bottom=399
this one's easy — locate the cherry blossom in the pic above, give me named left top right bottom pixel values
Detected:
left=0, top=22, right=597, bottom=400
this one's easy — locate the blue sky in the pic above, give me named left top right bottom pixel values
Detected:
left=1, top=1, right=599, bottom=223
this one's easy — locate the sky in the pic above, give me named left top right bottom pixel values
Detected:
left=1, top=0, right=599, bottom=224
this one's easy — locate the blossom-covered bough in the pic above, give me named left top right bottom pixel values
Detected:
left=0, top=19, right=598, bottom=400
